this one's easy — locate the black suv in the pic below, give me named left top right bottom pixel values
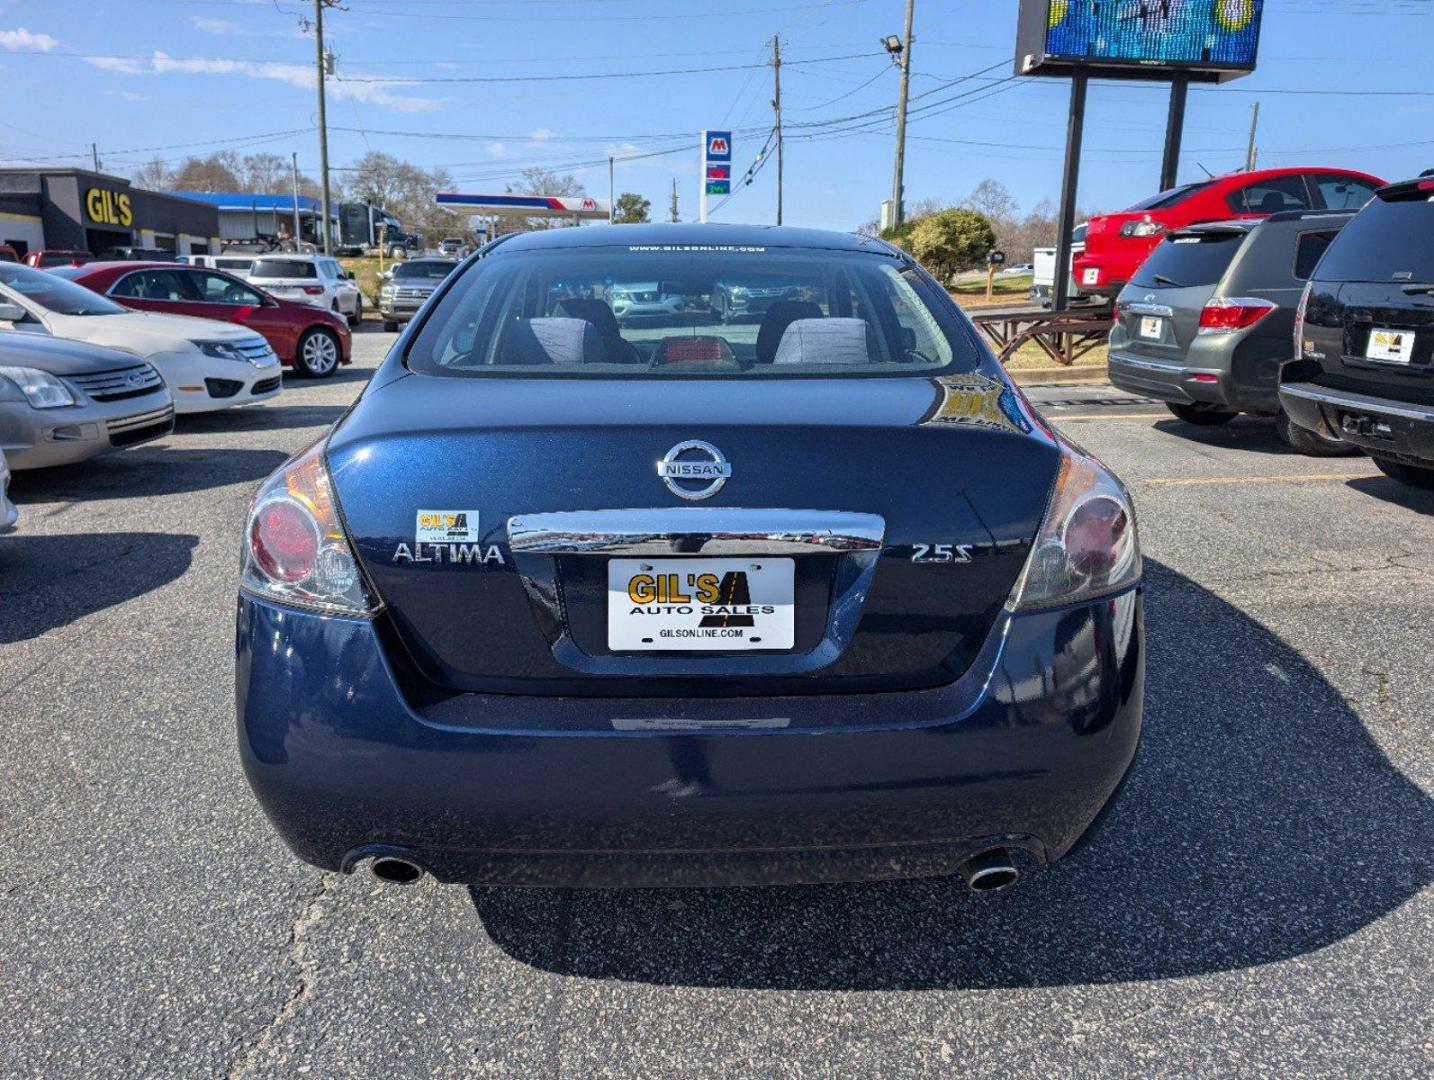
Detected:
left=1109, top=210, right=1355, bottom=454
left=1280, top=176, right=1434, bottom=488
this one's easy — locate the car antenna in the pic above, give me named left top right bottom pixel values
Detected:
left=1195, top=162, right=1215, bottom=178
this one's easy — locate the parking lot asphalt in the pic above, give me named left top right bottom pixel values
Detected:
left=2, top=333, right=1430, bottom=1079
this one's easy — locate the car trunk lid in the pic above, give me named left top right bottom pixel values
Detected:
left=327, top=372, right=1060, bottom=697
left=1115, top=227, right=1249, bottom=358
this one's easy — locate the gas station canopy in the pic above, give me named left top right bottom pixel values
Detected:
left=434, top=192, right=610, bottom=219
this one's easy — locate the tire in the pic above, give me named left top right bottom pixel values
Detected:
left=295, top=327, right=341, bottom=378
left=1371, top=454, right=1434, bottom=489
left=347, top=296, right=363, bottom=327
left=383, top=320, right=399, bottom=333
left=1275, top=407, right=1361, bottom=457
left=1167, top=402, right=1237, bottom=426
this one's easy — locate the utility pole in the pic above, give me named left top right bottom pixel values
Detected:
left=608, top=156, right=615, bottom=224
left=771, top=35, right=783, bottom=226
left=314, top=0, right=334, bottom=255
left=1244, top=101, right=1260, bottom=172
left=291, top=152, right=303, bottom=249
left=670, top=178, right=679, bottom=223
left=91, top=143, right=101, bottom=173
left=889, top=0, right=915, bottom=226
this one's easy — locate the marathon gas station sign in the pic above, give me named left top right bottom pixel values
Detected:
left=699, top=129, right=732, bottom=223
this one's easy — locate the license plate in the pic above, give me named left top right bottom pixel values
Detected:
left=1082, top=268, right=1100, bottom=286
left=1138, top=316, right=1164, bottom=340
left=608, top=558, right=794, bottom=651
left=1366, top=327, right=1415, bottom=364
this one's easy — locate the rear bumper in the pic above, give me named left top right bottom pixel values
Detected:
left=1108, top=352, right=1234, bottom=408
left=1280, top=380, right=1434, bottom=463
left=236, top=588, right=1144, bottom=887
left=1072, top=252, right=1136, bottom=296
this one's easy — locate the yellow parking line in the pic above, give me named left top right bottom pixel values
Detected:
left=1146, top=472, right=1377, bottom=487
left=1054, top=412, right=1171, bottom=421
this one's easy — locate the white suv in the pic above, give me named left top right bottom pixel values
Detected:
left=248, top=255, right=363, bottom=326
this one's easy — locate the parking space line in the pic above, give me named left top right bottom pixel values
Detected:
left=1145, top=471, right=1378, bottom=487
left=1054, top=413, right=1173, bottom=421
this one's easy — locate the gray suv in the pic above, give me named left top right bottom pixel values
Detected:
left=1108, top=211, right=1357, bottom=454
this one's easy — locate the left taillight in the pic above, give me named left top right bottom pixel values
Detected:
left=1197, top=296, right=1276, bottom=335
left=1119, top=217, right=1166, bottom=239
left=241, top=439, right=380, bottom=616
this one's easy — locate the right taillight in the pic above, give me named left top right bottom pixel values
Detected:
left=241, top=439, right=380, bottom=615
left=1197, top=296, right=1276, bottom=335
left=1008, top=448, right=1140, bottom=611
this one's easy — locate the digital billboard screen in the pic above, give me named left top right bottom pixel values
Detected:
left=1017, top=1, right=1264, bottom=82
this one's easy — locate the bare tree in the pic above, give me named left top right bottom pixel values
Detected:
left=502, top=167, right=588, bottom=231
left=170, top=151, right=242, bottom=192
left=131, top=157, right=172, bottom=192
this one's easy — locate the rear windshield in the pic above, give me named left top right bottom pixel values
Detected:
left=250, top=259, right=317, bottom=279
left=1130, top=231, right=1245, bottom=289
left=1313, top=195, right=1434, bottom=283
left=405, top=245, right=975, bottom=378
left=216, top=258, right=254, bottom=272
left=1124, top=181, right=1214, bottom=213
left=393, top=260, right=455, bottom=280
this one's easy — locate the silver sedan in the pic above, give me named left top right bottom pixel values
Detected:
left=0, top=331, right=175, bottom=469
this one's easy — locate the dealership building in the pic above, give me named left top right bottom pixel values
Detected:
left=0, top=168, right=222, bottom=257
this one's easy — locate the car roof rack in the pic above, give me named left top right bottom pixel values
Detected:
left=1264, top=208, right=1359, bottom=223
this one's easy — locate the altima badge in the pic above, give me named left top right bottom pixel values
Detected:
left=657, top=440, right=731, bottom=500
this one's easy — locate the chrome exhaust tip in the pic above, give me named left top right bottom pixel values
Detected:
left=961, top=848, right=1019, bottom=893
left=369, top=856, right=424, bottom=885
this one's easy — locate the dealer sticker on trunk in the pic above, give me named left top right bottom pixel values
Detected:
left=416, top=509, right=480, bottom=543
left=608, top=558, right=795, bottom=652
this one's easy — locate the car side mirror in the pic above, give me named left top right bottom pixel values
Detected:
left=346, top=271, right=356, bottom=280
left=0, top=300, right=26, bottom=322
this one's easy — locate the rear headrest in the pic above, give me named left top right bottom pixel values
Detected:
left=771, top=318, right=871, bottom=365
left=755, top=300, right=823, bottom=363
left=501, top=317, right=603, bottom=365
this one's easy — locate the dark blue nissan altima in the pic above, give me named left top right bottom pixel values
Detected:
left=236, top=224, right=1143, bottom=891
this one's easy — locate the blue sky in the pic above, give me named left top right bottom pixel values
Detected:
left=1, top=0, right=1431, bottom=229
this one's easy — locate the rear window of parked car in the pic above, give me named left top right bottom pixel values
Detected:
left=406, top=246, right=976, bottom=378
left=1227, top=176, right=1310, bottom=215
left=1124, top=181, right=1214, bottom=212
left=1313, top=193, right=1434, bottom=283
left=1130, top=231, right=1245, bottom=289
left=251, top=259, right=317, bottom=279
left=1292, top=230, right=1340, bottom=280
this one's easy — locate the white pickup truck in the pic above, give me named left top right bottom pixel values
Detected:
left=1030, top=222, right=1087, bottom=308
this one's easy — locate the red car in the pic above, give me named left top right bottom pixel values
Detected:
left=59, top=261, right=353, bottom=377
left=25, top=249, right=94, bottom=269
left=1073, top=167, right=1386, bottom=300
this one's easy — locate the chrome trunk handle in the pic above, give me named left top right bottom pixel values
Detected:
left=506, top=508, right=886, bottom=556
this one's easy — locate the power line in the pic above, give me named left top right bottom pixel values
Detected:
left=335, top=50, right=881, bottom=84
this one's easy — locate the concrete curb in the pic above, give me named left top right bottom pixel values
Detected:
left=1005, top=365, right=1108, bottom=386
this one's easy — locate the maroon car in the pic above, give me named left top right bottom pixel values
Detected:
left=58, top=261, right=353, bottom=377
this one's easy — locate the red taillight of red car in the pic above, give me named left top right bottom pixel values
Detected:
left=1119, top=218, right=1166, bottom=239
left=1197, top=297, right=1276, bottom=335
left=302, top=285, right=325, bottom=296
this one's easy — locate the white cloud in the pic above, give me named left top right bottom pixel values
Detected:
left=191, top=16, right=244, bottom=35
left=487, top=142, right=511, bottom=158
left=104, top=89, right=148, bottom=102
left=0, top=27, right=59, bottom=52
left=83, top=51, right=443, bottom=113
left=529, top=128, right=555, bottom=142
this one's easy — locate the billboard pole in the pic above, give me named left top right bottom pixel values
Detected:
left=1052, top=69, right=1088, bottom=313
left=1159, top=73, right=1189, bottom=192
